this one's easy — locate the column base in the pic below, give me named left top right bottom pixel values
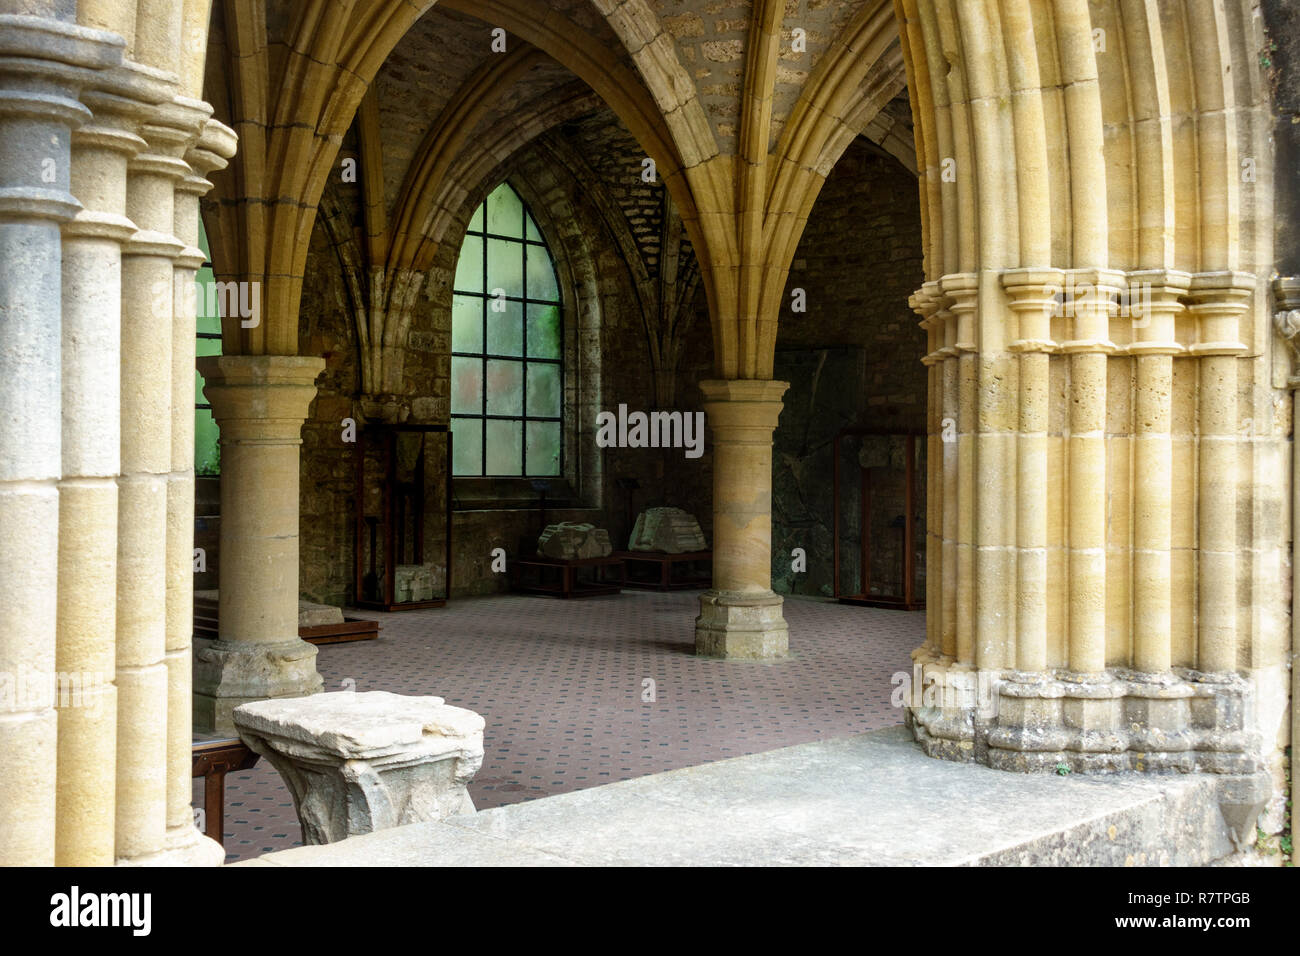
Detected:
left=695, top=589, right=789, bottom=659
left=193, top=638, right=323, bottom=736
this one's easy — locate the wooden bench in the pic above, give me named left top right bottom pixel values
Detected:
left=191, top=737, right=259, bottom=846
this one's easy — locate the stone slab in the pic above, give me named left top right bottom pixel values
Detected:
left=242, top=726, right=1235, bottom=866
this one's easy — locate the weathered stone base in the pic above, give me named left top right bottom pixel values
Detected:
left=904, top=656, right=1273, bottom=845
left=193, top=638, right=324, bottom=736
left=233, top=691, right=485, bottom=845
left=117, top=827, right=225, bottom=867
left=694, top=589, right=788, bottom=659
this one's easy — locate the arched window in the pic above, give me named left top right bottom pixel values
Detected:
left=450, top=182, right=562, bottom=477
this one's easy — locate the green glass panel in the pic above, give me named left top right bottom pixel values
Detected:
left=452, top=294, right=483, bottom=352
left=526, top=363, right=561, bottom=418
left=486, top=419, right=522, bottom=475
left=195, top=269, right=222, bottom=336
left=451, top=418, right=482, bottom=476
left=454, top=234, right=483, bottom=293
left=486, top=238, right=524, bottom=299
left=486, top=183, right=524, bottom=238
left=468, top=202, right=484, bottom=234
left=526, top=421, right=561, bottom=476
left=486, top=360, right=523, bottom=416
left=526, top=303, right=561, bottom=358
left=451, top=357, right=483, bottom=414
left=526, top=244, right=559, bottom=301
left=486, top=298, right=524, bottom=356
left=195, top=407, right=220, bottom=475
left=525, top=214, right=542, bottom=243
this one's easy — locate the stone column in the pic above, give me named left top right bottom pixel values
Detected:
left=942, top=273, right=978, bottom=666
left=1002, top=269, right=1063, bottom=675
left=1127, top=271, right=1190, bottom=677
left=162, top=116, right=233, bottom=864
left=116, top=100, right=197, bottom=864
left=1061, top=269, right=1122, bottom=676
left=1188, top=272, right=1252, bottom=675
left=1272, top=276, right=1300, bottom=867
left=194, top=355, right=326, bottom=734
left=695, top=379, right=789, bottom=659
left=0, top=8, right=119, bottom=867
left=56, top=61, right=166, bottom=867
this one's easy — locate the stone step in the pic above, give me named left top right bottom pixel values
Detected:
left=236, top=726, right=1237, bottom=867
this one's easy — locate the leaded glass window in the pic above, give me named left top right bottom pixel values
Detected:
left=450, top=183, right=562, bottom=476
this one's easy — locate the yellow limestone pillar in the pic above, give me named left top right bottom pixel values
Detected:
left=1061, top=270, right=1123, bottom=675
left=117, top=103, right=201, bottom=864
left=0, top=8, right=120, bottom=867
left=1002, top=269, right=1064, bottom=675
left=56, top=60, right=167, bottom=867
left=193, top=356, right=326, bottom=734
left=161, top=118, right=232, bottom=865
left=941, top=273, right=978, bottom=666
left=1127, top=271, right=1191, bottom=676
left=695, top=380, right=790, bottom=659
left=1188, top=272, right=1252, bottom=675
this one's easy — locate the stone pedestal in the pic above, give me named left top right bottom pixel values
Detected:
left=194, top=356, right=325, bottom=734
left=695, top=380, right=789, bottom=659
left=233, top=692, right=485, bottom=845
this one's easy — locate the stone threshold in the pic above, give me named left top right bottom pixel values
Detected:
left=234, top=726, right=1235, bottom=867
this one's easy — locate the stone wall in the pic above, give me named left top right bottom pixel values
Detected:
left=294, top=105, right=715, bottom=603
left=771, top=138, right=927, bottom=597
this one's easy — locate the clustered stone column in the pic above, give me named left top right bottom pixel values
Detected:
left=695, top=379, right=789, bottom=659
left=0, top=0, right=227, bottom=866
left=908, top=264, right=1278, bottom=789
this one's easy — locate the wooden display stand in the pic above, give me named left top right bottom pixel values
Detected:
left=832, top=428, right=925, bottom=611
left=512, top=554, right=626, bottom=598
left=613, top=549, right=712, bottom=590
left=354, top=423, right=452, bottom=611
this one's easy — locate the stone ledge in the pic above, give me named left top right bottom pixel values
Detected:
left=236, top=726, right=1237, bottom=867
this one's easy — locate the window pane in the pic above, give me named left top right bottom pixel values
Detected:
left=451, top=418, right=482, bottom=476
left=454, top=234, right=483, bottom=293
left=527, top=303, right=561, bottom=358
left=526, top=421, right=561, bottom=476
left=486, top=238, right=524, bottom=299
left=195, top=407, right=220, bottom=475
left=452, top=294, right=482, bottom=352
left=451, top=357, right=482, bottom=414
left=468, top=203, right=484, bottom=234
left=486, top=419, right=522, bottom=475
left=526, top=244, right=559, bottom=301
left=526, top=363, right=561, bottom=418
left=486, top=184, right=524, bottom=238
left=486, top=359, right=523, bottom=416
left=525, top=215, right=542, bottom=243
left=486, top=298, right=523, bottom=356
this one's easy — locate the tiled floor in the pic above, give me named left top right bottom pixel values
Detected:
left=196, top=589, right=924, bottom=863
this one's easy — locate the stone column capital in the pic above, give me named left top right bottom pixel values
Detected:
left=699, top=379, right=789, bottom=435
left=1187, top=270, right=1253, bottom=356
left=1272, top=276, right=1300, bottom=388
left=198, top=355, right=326, bottom=437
